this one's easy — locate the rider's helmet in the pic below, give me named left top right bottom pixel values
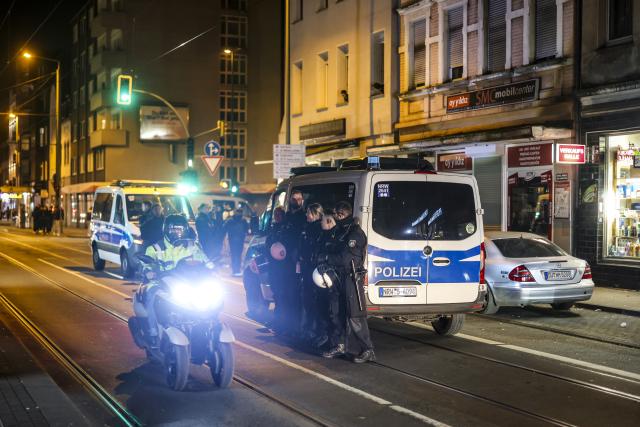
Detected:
left=312, top=264, right=338, bottom=289
left=164, top=214, right=190, bottom=245
left=270, top=242, right=287, bottom=260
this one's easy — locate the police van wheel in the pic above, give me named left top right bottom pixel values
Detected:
left=120, top=249, right=135, bottom=278
left=431, top=314, right=465, bottom=336
left=92, top=244, right=105, bottom=271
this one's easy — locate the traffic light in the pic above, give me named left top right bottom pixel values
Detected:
left=116, top=75, right=133, bottom=105
left=217, top=120, right=225, bottom=137
left=178, top=169, right=198, bottom=194
left=229, top=180, right=239, bottom=195
left=186, top=137, right=194, bottom=167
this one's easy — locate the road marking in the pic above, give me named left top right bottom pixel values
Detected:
left=233, top=339, right=449, bottom=426
left=38, top=259, right=130, bottom=299
left=0, top=236, right=83, bottom=264
left=0, top=231, right=92, bottom=255
left=405, top=321, right=640, bottom=382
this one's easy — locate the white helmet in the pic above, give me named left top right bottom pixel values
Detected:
left=312, top=268, right=334, bottom=289
left=270, top=242, right=287, bottom=261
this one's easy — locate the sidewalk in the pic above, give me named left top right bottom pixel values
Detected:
left=0, top=223, right=88, bottom=239
left=577, top=286, right=640, bottom=317
left=0, top=312, right=90, bottom=426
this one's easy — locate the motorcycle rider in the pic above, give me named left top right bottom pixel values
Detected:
left=140, top=214, right=209, bottom=346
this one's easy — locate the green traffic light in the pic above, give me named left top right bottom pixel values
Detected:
left=116, top=75, right=133, bottom=105
left=231, top=184, right=238, bottom=194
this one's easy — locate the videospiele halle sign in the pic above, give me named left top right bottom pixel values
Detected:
left=446, top=79, right=539, bottom=113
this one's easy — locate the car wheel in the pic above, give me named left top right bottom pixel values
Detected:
left=551, top=302, right=574, bottom=310
left=481, top=286, right=499, bottom=315
left=120, top=249, right=135, bottom=278
left=92, top=244, right=105, bottom=271
left=431, top=314, right=465, bottom=336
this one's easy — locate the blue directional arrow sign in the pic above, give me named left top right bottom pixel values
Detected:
left=204, top=140, right=221, bottom=156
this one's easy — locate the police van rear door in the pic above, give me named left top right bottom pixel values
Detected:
left=367, top=173, right=482, bottom=306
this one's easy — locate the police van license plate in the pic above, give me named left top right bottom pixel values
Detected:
left=544, top=270, right=574, bottom=281
left=379, top=287, right=417, bottom=297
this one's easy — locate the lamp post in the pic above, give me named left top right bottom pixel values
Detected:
left=22, top=52, right=61, bottom=209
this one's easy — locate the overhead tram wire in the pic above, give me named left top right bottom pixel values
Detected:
left=0, top=72, right=56, bottom=93
left=0, top=0, right=17, bottom=35
left=16, top=74, right=55, bottom=110
left=148, top=25, right=216, bottom=64
left=0, top=0, right=66, bottom=79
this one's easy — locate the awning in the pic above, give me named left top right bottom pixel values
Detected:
left=61, top=181, right=110, bottom=195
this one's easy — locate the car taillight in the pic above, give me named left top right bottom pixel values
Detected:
left=479, top=242, right=486, bottom=284
left=508, top=265, right=536, bottom=282
left=582, top=263, right=592, bottom=280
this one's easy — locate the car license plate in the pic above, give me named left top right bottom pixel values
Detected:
left=379, top=287, right=417, bottom=297
left=544, top=270, right=574, bottom=281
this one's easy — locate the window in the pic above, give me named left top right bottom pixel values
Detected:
left=72, top=58, right=78, bottom=77
left=98, top=110, right=108, bottom=130
left=98, top=0, right=108, bottom=11
left=292, top=0, right=303, bottom=22
left=220, top=53, right=247, bottom=85
left=80, top=52, right=86, bottom=74
left=80, top=120, right=86, bottom=138
left=318, top=0, right=328, bottom=11
left=39, top=127, right=46, bottom=147
left=535, top=0, right=557, bottom=60
left=110, top=68, right=122, bottom=87
left=487, top=0, right=507, bottom=72
left=292, top=61, right=303, bottom=115
left=112, top=0, right=123, bottom=11
left=221, top=15, right=248, bottom=48
left=372, top=181, right=477, bottom=241
left=219, top=90, right=247, bottom=122
left=371, top=32, right=384, bottom=95
left=98, top=33, right=108, bottom=52
left=79, top=87, right=85, bottom=105
left=219, top=166, right=246, bottom=184
left=79, top=153, right=85, bottom=174
left=291, top=182, right=356, bottom=215
left=92, top=193, right=113, bottom=221
left=447, top=7, right=464, bottom=80
left=73, top=91, right=78, bottom=109
left=221, top=128, right=246, bottom=159
left=110, top=29, right=123, bottom=51
left=412, top=19, right=426, bottom=87
left=97, top=71, right=107, bottom=90
left=336, top=45, right=349, bottom=104
left=73, top=24, right=78, bottom=43
left=110, top=109, right=122, bottom=130
left=114, top=195, right=125, bottom=225
left=87, top=152, right=93, bottom=172
left=95, top=148, right=105, bottom=170
left=88, top=79, right=95, bottom=96
left=221, top=0, right=247, bottom=11
left=493, top=237, right=565, bottom=258
left=608, top=0, right=633, bottom=42
left=71, top=157, right=77, bottom=175
left=125, top=195, right=194, bottom=222
left=316, top=52, right=329, bottom=109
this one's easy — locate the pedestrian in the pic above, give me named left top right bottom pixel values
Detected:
left=210, top=205, right=225, bottom=260
left=319, top=201, right=375, bottom=363
left=43, top=205, right=53, bottom=234
left=140, top=204, right=164, bottom=247
left=32, top=205, right=41, bottom=234
left=53, top=206, right=63, bottom=236
left=195, top=203, right=214, bottom=258
left=299, top=203, right=325, bottom=344
left=224, top=208, right=249, bottom=276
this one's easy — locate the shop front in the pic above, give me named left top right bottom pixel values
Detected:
left=61, top=181, right=108, bottom=228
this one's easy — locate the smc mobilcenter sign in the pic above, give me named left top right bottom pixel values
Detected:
left=446, top=79, right=539, bottom=113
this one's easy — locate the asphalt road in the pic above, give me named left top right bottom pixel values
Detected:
left=0, top=227, right=638, bottom=426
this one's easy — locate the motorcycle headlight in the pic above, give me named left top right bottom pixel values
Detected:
left=171, top=282, right=224, bottom=311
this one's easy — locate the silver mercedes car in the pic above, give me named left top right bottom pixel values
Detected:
left=483, top=231, right=594, bottom=314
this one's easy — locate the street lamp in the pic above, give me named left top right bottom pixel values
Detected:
left=22, top=51, right=61, bottom=209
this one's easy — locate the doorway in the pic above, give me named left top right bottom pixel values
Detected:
left=507, top=169, right=553, bottom=239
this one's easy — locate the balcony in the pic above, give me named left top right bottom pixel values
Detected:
left=90, top=129, right=127, bottom=149
left=90, top=10, right=127, bottom=38
left=90, top=50, right=125, bottom=74
left=90, top=89, right=114, bottom=111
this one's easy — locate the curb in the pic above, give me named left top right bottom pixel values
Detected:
left=575, top=302, right=640, bottom=318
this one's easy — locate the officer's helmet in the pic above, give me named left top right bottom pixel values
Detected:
left=312, top=265, right=338, bottom=289
left=270, top=242, right=287, bottom=260
left=164, top=214, right=189, bottom=244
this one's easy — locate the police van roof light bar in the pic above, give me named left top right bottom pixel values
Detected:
left=339, top=157, right=434, bottom=172
left=111, top=180, right=178, bottom=188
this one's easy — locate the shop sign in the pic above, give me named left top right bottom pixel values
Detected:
left=437, top=152, right=472, bottom=171
left=617, top=150, right=635, bottom=166
left=556, top=173, right=569, bottom=181
left=556, top=144, right=585, bottom=164
left=446, top=79, right=539, bottom=113
left=507, top=143, right=553, bottom=168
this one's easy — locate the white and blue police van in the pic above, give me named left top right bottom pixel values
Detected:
left=90, top=180, right=195, bottom=278
left=243, top=157, right=487, bottom=336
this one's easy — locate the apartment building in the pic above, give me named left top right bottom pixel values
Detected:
left=575, top=0, right=639, bottom=289
left=287, top=0, right=399, bottom=164
left=390, top=0, right=576, bottom=251
left=65, top=0, right=282, bottom=227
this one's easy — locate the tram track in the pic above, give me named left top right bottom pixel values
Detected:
left=0, top=250, right=334, bottom=427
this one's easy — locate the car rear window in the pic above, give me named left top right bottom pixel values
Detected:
left=372, top=181, right=477, bottom=241
left=492, top=237, right=566, bottom=258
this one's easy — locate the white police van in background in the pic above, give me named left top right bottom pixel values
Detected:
left=90, top=180, right=195, bottom=278
left=243, top=157, right=487, bottom=336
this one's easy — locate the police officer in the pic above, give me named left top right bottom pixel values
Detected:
left=224, top=208, right=249, bottom=276
left=195, top=203, right=214, bottom=258
left=141, top=204, right=164, bottom=247
left=298, top=203, right=325, bottom=343
left=319, top=201, right=375, bottom=363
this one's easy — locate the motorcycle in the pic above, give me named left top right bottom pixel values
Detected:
left=128, top=254, right=235, bottom=390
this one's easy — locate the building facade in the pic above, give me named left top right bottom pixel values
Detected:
left=389, top=0, right=577, bottom=252
left=287, top=0, right=399, bottom=164
left=575, top=0, right=639, bottom=289
left=65, top=0, right=282, bottom=227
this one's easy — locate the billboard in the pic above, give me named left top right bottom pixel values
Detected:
left=139, top=105, right=189, bottom=141
left=446, top=79, right=539, bottom=113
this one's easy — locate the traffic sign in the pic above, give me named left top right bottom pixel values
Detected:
left=204, top=140, right=221, bottom=156
left=201, top=156, right=224, bottom=176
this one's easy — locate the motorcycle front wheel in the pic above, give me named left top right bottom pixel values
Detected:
left=210, top=342, right=234, bottom=388
left=165, top=345, right=190, bottom=391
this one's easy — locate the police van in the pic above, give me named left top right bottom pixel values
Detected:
left=90, top=180, right=195, bottom=278
left=243, top=157, right=487, bottom=335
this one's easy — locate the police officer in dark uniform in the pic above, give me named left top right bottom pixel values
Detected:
left=224, top=208, right=249, bottom=276
left=319, top=201, right=375, bottom=363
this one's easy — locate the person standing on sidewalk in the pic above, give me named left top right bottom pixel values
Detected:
left=224, top=208, right=249, bottom=276
left=53, top=206, right=64, bottom=236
